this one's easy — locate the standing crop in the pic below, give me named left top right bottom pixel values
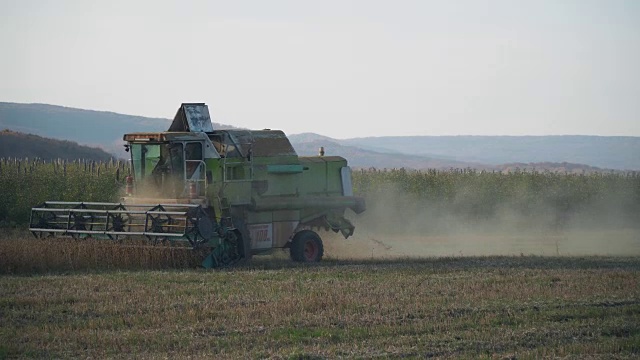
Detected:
left=0, top=158, right=127, bottom=226
left=1, top=159, right=639, bottom=229
left=352, top=168, right=640, bottom=229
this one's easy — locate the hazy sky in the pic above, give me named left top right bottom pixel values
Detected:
left=1, top=0, right=639, bottom=138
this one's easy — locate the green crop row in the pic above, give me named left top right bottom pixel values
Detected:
left=1, top=158, right=639, bottom=229
left=351, top=168, right=640, bottom=230
left=0, top=158, right=127, bottom=226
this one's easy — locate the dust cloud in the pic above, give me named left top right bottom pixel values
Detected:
left=323, top=184, right=640, bottom=259
left=124, top=176, right=187, bottom=201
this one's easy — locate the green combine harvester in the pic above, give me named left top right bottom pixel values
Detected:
left=29, top=103, right=365, bottom=267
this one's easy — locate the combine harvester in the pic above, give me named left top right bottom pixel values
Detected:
left=29, top=103, right=365, bottom=267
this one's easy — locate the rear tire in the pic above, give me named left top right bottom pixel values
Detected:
left=290, top=230, right=324, bottom=263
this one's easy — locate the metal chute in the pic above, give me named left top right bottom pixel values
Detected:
left=168, top=103, right=215, bottom=133
left=29, top=201, right=215, bottom=248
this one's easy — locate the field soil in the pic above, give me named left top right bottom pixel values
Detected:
left=1, top=232, right=640, bottom=359
left=323, top=229, right=640, bottom=259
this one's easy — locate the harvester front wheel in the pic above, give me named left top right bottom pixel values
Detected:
left=290, top=230, right=324, bottom=263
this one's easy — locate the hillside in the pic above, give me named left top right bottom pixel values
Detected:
left=2, top=102, right=638, bottom=171
left=0, top=129, right=114, bottom=161
left=340, top=135, right=640, bottom=171
left=288, top=134, right=635, bottom=172
left=292, top=140, right=485, bottom=170
left=0, top=102, right=240, bottom=157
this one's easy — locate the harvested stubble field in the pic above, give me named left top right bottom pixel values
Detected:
left=1, top=234, right=640, bottom=359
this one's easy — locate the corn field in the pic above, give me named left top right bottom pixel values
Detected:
left=1, top=158, right=639, bottom=228
left=351, top=168, right=640, bottom=229
left=0, top=158, right=127, bottom=226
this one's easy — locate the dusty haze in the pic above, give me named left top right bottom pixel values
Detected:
left=323, top=184, right=640, bottom=259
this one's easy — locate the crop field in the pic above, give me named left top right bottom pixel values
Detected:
left=1, top=160, right=639, bottom=358
left=0, top=158, right=125, bottom=226
left=1, top=158, right=639, bottom=228
left=1, top=233, right=640, bottom=359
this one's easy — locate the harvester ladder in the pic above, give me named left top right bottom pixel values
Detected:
left=216, top=197, right=233, bottom=228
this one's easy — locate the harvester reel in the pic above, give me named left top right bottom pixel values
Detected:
left=111, top=214, right=127, bottom=232
left=32, top=219, right=56, bottom=239
left=69, top=213, right=89, bottom=239
left=68, top=203, right=93, bottom=239
left=31, top=206, right=59, bottom=237
left=30, top=202, right=226, bottom=253
left=148, top=215, right=169, bottom=233
left=184, top=207, right=215, bottom=248
left=106, top=212, right=130, bottom=241
left=148, top=215, right=170, bottom=245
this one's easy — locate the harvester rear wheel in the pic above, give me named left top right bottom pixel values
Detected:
left=290, top=230, right=324, bottom=263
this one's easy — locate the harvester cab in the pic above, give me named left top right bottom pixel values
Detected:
left=29, top=103, right=365, bottom=268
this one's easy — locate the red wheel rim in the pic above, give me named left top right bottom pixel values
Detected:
left=303, top=239, right=318, bottom=261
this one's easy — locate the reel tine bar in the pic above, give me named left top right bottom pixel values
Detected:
left=29, top=201, right=207, bottom=246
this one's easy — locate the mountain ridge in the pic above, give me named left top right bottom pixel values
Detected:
left=0, top=102, right=240, bottom=157
left=0, top=129, right=115, bottom=161
left=1, top=102, right=638, bottom=171
left=339, top=135, right=640, bottom=170
left=292, top=140, right=485, bottom=170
